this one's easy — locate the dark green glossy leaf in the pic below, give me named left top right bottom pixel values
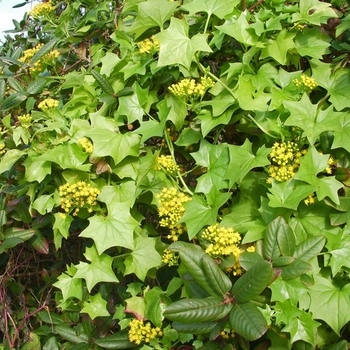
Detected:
left=172, top=321, right=217, bottom=334
left=95, top=332, right=136, bottom=349
left=30, top=39, right=58, bottom=64
left=26, top=78, right=47, bottom=95
left=91, top=70, right=115, bottom=96
left=1, top=92, right=27, bottom=111
left=232, top=260, right=272, bottom=304
left=230, top=302, right=268, bottom=341
left=293, top=235, right=326, bottom=262
left=164, top=297, right=231, bottom=323
left=280, top=259, right=312, bottom=280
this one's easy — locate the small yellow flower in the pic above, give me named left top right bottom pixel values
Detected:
left=162, top=249, right=178, bottom=266
left=169, top=77, right=214, bottom=98
left=28, top=1, right=56, bottom=18
left=128, top=319, right=163, bottom=345
left=137, top=36, right=160, bottom=54
left=59, top=181, right=100, bottom=216
left=155, top=155, right=179, bottom=175
left=157, top=187, right=191, bottom=241
left=304, top=193, right=316, bottom=206
left=78, top=138, right=93, bottom=154
left=293, top=74, right=317, bottom=92
left=0, top=143, right=6, bottom=155
left=268, top=141, right=306, bottom=182
left=38, top=98, right=59, bottom=111
left=18, top=114, right=32, bottom=128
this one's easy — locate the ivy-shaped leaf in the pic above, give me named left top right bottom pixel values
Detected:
left=156, top=17, right=212, bottom=70
left=81, top=293, right=110, bottom=319
left=74, top=245, right=119, bottom=292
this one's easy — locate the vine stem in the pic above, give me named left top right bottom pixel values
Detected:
left=164, top=130, right=193, bottom=195
left=244, top=114, right=276, bottom=138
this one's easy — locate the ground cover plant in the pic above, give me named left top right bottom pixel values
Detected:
left=0, top=0, right=350, bottom=348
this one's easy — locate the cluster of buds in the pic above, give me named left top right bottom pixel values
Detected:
left=268, top=141, right=307, bottom=182
left=168, top=77, right=214, bottom=98
left=137, top=36, right=160, bottom=55
left=304, top=193, right=316, bottom=206
left=19, top=43, right=59, bottom=75
left=38, top=98, right=59, bottom=111
left=220, top=329, right=236, bottom=339
left=293, top=23, right=307, bottom=31
left=157, top=187, right=191, bottom=241
left=128, top=319, right=162, bottom=345
left=0, top=143, right=6, bottom=155
left=18, top=114, right=33, bottom=128
left=59, top=181, right=100, bottom=216
left=202, top=223, right=242, bottom=257
left=325, top=156, right=336, bottom=175
left=155, top=155, right=179, bottom=176
left=78, top=138, right=93, bottom=154
left=293, top=74, right=318, bottom=93
left=162, top=249, right=178, bottom=266
left=28, top=1, right=56, bottom=18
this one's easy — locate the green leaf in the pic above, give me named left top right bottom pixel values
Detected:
left=30, top=39, right=58, bottom=65
left=231, top=260, right=272, bottom=303
left=127, top=0, right=179, bottom=38
left=324, top=229, right=350, bottom=275
left=291, top=0, right=337, bottom=25
left=124, top=236, right=162, bottom=281
left=170, top=242, right=232, bottom=297
left=260, top=29, right=296, bottom=65
left=164, top=297, right=231, bottom=323
left=118, top=92, right=144, bottom=124
left=165, top=95, right=188, bottom=130
left=332, top=112, right=350, bottom=152
left=267, top=179, right=316, bottom=210
left=294, top=28, right=330, bottom=59
left=172, top=321, right=217, bottom=334
left=156, top=17, right=212, bottom=70
left=95, top=332, right=136, bottom=349
left=91, top=70, right=115, bottom=96
left=276, top=217, right=296, bottom=257
left=263, top=217, right=285, bottom=261
left=216, top=13, right=259, bottom=45
left=53, top=265, right=83, bottom=301
left=226, top=140, right=270, bottom=187
left=293, top=236, right=326, bottom=262
left=23, top=157, right=51, bottom=183
left=80, top=201, right=139, bottom=254
left=144, top=287, right=164, bottom=327
left=307, top=275, right=350, bottom=335
left=54, top=324, right=88, bottom=344
left=284, top=95, right=344, bottom=145
left=53, top=213, right=74, bottom=250
left=191, top=140, right=230, bottom=193
left=81, top=293, right=110, bottom=319
left=182, top=0, right=239, bottom=19
left=294, top=147, right=342, bottom=204
left=180, top=190, right=231, bottom=239
left=87, top=128, right=140, bottom=166
left=74, top=245, right=119, bottom=292
left=230, top=302, right=268, bottom=341
left=37, top=143, right=91, bottom=171
left=280, top=259, right=312, bottom=280
left=0, top=92, right=27, bottom=111
left=21, top=333, right=40, bottom=350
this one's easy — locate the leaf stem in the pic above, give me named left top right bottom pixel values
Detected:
left=244, top=114, right=276, bottom=138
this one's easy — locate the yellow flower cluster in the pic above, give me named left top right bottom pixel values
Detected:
left=157, top=187, right=191, bottom=241
left=38, top=98, right=59, bottom=111
left=293, top=75, right=318, bottom=91
left=59, top=181, right=100, bottom=216
left=220, top=329, right=236, bottom=339
left=155, top=155, right=179, bottom=176
left=78, top=138, right=93, bottom=154
left=293, top=23, right=307, bottom=31
left=202, top=223, right=242, bottom=258
left=128, top=319, right=162, bottom=345
left=304, top=193, right=315, bottom=206
left=162, top=249, right=178, bottom=266
left=19, top=43, right=59, bottom=75
left=268, top=141, right=307, bottom=182
left=168, top=77, right=215, bottom=98
left=18, top=114, right=32, bottom=128
left=28, top=1, right=56, bottom=18
left=325, top=156, right=335, bottom=174
left=0, top=143, right=6, bottom=155
left=137, top=36, right=160, bottom=54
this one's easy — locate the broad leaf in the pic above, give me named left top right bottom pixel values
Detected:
left=231, top=260, right=272, bottom=303
left=53, top=264, right=82, bottom=301
left=230, top=302, right=268, bottom=341
left=124, top=236, right=162, bottom=281
left=307, top=275, right=350, bottom=335
left=156, top=17, right=212, bottom=70
left=164, top=297, right=231, bottom=323
left=80, top=201, right=139, bottom=254
left=81, top=293, right=110, bottom=319
left=74, top=245, right=119, bottom=292
left=182, top=0, right=239, bottom=19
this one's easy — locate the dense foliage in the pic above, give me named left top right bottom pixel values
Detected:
left=0, top=0, right=350, bottom=348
